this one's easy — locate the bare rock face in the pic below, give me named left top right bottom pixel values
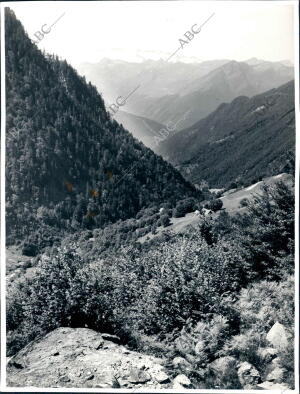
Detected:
left=266, top=322, right=289, bottom=350
left=237, top=361, right=261, bottom=389
left=6, top=327, right=171, bottom=388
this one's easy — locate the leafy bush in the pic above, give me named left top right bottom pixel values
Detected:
left=239, top=198, right=249, bottom=207
left=7, top=247, right=85, bottom=354
left=205, top=198, right=223, bottom=212
left=22, top=243, right=38, bottom=257
left=204, top=358, right=242, bottom=389
left=235, top=276, right=294, bottom=333
left=221, top=330, right=266, bottom=369
left=160, top=214, right=171, bottom=227
left=173, top=198, right=198, bottom=217
left=277, top=341, right=295, bottom=388
left=235, top=181, right=294, bottom=280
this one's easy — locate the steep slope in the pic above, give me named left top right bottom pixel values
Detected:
left=220, top=173, right=294, bottom=214
left=114, top=111, right=165, bottom=152
left=158, top=81, right=295, bottom=188
left=5, top=9, right=198, bottom=248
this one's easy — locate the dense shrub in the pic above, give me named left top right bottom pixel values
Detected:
left=7, top=247, right=84, bottom=354
left=205, top=198, right=223, bottom=212
left=22, top=243, right=38, bottom=257
left=160, top=214, right=171, bottom=227
left=174, top=315, right=231, bottom=364
left=239, top=198, right=249, bottom=207
left=173, top=198, right=198, bottom=217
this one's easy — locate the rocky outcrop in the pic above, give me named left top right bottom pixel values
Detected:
left=7, top=327, right=172, bottom=388
left=7, top=325, right=293, bottom=389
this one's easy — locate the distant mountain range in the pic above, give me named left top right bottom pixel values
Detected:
left=77, top=58, right=294, bottom=132
left=158, top=80, right=295, bottom=188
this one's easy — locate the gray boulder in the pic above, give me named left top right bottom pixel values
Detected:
left=266, top=322, right=289, bottom=350
left=194, top=340, right=205, bottom=355
left=271, top=357, right=283, bottom=368
left=172, top=374, right=193, bottom=389
left=153, top=371, right=170, bottom=384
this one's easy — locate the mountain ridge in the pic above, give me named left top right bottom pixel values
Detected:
left=158, top=80, right=295, bottom=188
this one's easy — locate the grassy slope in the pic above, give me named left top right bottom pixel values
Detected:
left=221, top=173, right=293, bottom=213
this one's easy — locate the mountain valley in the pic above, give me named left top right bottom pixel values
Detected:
left=5, top=6, right=296, bottom=391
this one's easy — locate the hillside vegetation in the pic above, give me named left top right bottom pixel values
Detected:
left=8, top=180, right=295, bottom=389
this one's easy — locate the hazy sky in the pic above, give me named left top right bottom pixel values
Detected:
left=5, top=1, right=295, bottom=68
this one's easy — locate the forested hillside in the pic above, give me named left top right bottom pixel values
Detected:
left=5, top=9, right=199, bottom=250
left=159, top=81, right=295, bottom=188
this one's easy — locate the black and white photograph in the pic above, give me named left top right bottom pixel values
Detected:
left=1, top=0, right=299, bottom=391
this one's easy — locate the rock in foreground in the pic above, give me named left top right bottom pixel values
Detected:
left=7, top=327, right=171, bottom=388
